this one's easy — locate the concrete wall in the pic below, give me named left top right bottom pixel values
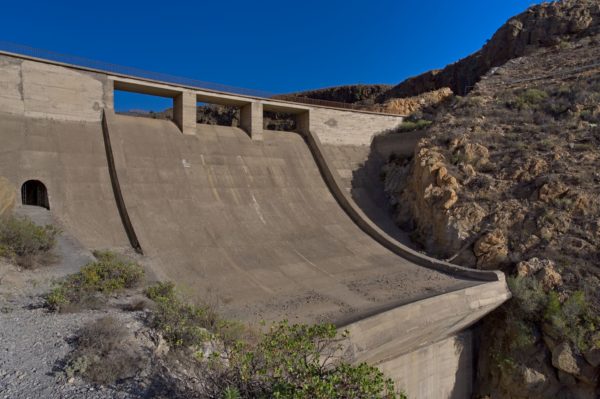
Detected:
left=0, top=113, right=130, bottom=249
left=380, top=331, right=474, bottom=399
left=0, top=54, right=108, bottom=122
left=310, top=106, right=404, bottom=146
left=340, top=280, right=508, bottom=399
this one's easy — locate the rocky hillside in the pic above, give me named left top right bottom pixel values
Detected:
left=382, top=10, right=600, bottom=399
left=379, top=0, right=600, bottom=99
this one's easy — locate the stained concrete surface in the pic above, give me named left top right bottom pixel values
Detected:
left=106, top=114, right=480, bottom=323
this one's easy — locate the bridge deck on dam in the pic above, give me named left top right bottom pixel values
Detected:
left=104, top=114, right=479, bottom=323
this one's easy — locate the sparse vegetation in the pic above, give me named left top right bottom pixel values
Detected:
left=64, top=316, right=147, bottom=385
left=46, top=251, right=144, bottom=312
left=142, top=282, right=403, bottom=398
left=505, top=88, right=549, bottom=111
left=487, top=276, right=600, bottom=381
left=202, top=321, right=402, bottom=399
left=0, top=214, right=60, bottom=268
left=394, top=119, right=432, bottom=133
left=144, top=281, right=217, bottom=347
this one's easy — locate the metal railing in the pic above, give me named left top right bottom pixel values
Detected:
left=0, top=41, right=381, bottom=113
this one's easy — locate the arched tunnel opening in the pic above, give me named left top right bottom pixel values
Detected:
left=21, top=180, right=49, bottom=209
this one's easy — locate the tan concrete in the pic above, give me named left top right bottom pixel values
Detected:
left=378, top=331, right=474, bottom=399
left=173, top=90, right=197, bottom=135
left=341, top=279, right=509, bottom=365
left=310, top=107, right=404, bottom=146
left=103, top=112, right=483, bottom=323
left=0, top=112, right=130, bottom=249
left=240, top=101, right=263, bottom=140
left=0, top=177, right=16, bottom=216
left=0, top=55, right=107, bottom=122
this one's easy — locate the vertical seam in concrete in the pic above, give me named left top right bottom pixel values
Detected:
left=17, top=60, right=24, bottom=102
left=101, top=109, right=143, bottom=254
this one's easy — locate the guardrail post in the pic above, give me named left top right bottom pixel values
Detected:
left=240, top=101, right=263, bottom=140
left=173, top=90, right=196, bottom=135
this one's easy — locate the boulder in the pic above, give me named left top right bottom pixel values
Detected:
left=474, top=229, right=509, bottom=269
left=552, top=342, right=580, bottom=375
left=538, top=181, right=569, bottom=203
left=583, top=348, right=600, bottom=368
left=552, top=342, right=599, bottom=385
left=516, top=258, right=562, bottom=291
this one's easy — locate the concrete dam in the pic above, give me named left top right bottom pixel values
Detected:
left=0, top=49, right=510, bottom=398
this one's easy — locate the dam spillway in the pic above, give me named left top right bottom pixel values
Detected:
left=0, top=49, right=510, bottom=398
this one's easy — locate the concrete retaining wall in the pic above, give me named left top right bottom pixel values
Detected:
left=339, top=280, right=508, bottom=399
left=379, top=331, right=474, bottom=399
left=310, top=106, right=404, bottom=146
left=0, top=54, right=109, bottom=122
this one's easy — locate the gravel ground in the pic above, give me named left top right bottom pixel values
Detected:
left=0, top=207, right=150, bottom=398
left=0, top=301, right=142, bottom=399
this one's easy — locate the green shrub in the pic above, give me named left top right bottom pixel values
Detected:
left=506, top=88, right=549, bottom=110
left=0, top=215, right=60, bottom=268
left=395, top=119, right=432, bottom=133
left=544, top=290, right=598, bottom=352
left=508, top=276, right=599, bottom=352
left=507, top=276, right=546, bottom=315
left=46, top=251, right=144, bottom=312
left=144, top=283, right=404, bottom=398
left=145, top=281, right=217, bottom=348
left=212, top=321, right=403, bottom=399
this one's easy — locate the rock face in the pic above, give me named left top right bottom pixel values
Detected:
left=283, top=84, right=392, bottom=105
left=0, top=177, right=16, bottom=217
left=379, top=0, right=600, bottom=98
left=371, top=87, right=453, bottom=115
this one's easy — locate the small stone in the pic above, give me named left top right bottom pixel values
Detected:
left=474, top=229, right=509, bottom=269
left=442, top=188, right=458, bottom=209
left=552, top=342, right=580, bottom=375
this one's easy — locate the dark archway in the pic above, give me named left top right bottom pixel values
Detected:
left=21, top=180, right=49, bottom=209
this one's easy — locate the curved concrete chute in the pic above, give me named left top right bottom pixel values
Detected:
left=102, top=110, right=493, bottom=324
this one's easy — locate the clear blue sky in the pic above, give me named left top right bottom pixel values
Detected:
left=0, top=0, right=543, bottom=111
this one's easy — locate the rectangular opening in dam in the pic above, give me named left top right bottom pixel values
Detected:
left=196, top=101, right=241, bottom=127
left=263, top=110, right=297, bottom=132
left=114, top=90, right=174, bottom=121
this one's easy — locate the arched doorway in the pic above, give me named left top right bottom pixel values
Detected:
left=21, top=180, right=49, bottom=209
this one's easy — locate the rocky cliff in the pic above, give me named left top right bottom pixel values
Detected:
left=285, top=84, right=392, bottom=105
left=379, top=0, right=600, bottom=99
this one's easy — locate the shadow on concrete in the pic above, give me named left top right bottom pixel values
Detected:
left=449, top=330, right=474, bottom=399
left=348, top=129, right=428, bottom=249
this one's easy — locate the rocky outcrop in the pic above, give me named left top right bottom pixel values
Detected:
left=283, top=84, right=392, bottom=105
left=371, top=87, right=453, bottom=115
left=382, top=9, right=600, bottom=397
left=379, top=0, right=600, bottom=98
